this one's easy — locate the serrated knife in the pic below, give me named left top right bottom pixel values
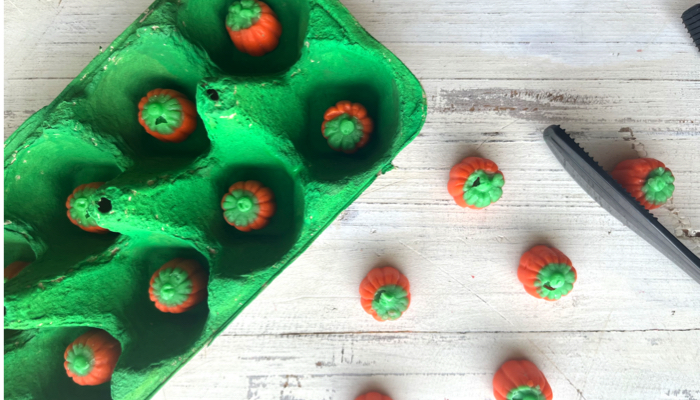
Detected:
left=543, top=125, right=700, bottom=284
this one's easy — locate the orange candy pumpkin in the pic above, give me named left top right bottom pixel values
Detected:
left=448, top=157, right=505, bottom=209
left=138, top=89, right=197, bottom=143
left=66, top=182, right=109, bottom=234
left=355, top=392, right=393, bottom=400
left=221, top=180, right=276, bottom=232
left=610, top=158, right=675, bottom=210
left=359, top=266, right=411, bottom=321
left=225, top=0, right=282, bottom=57
left=4, top=261, right=30, bottom=282
left=518, top=245, right=577, bottom=301
left=149, top=258, right=208, bottom=314
left=493, top=360, right=553, bottom=400
left=321, top=101, right=374, bottom=154
left=64, top=329, right=122, bottom=386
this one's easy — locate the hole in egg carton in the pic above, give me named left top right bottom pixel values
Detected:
left=3, top=137, right=122, bottom=289
left=206, top=88, right=220, bottom=101
left=97, top=198, right=113, bottom=214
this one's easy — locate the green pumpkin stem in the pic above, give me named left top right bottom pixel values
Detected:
left=506, top=385, right=546, bottom=400
left=226, top=0, right=263, bottom=31
left=324, top=114, right=364, bottom=152
left=152, top=268, right=193, bottom=307
left=65, top=344, right=95, bottom=377
left=462, top=169, right=504, bottom=208
left=642, top=167, right=674, bottom=205
left=372, top=284, right=409, bottom=321
left=535, top=263, right=576, bottom=300
left=69, top=186, right=102, bottom=228
left=141, top=94, right=184, bottom=135
left=222, top=189, right=261, bottom=227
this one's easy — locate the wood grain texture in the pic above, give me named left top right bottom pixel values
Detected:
left=4, top=0, right=700, bottom=399
left=153, top=331, right=700, bottom=400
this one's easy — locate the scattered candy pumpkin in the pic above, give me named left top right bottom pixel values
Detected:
left=448, top=157, right=505, bottom=209
left=493, top=359, right=553, bottom=400
left=4, top=261, right=30, bottom=283
left=321, top=101, right=374, bottom=154
left=138, top=89, right=197, bottom=143
left=64, top=329, right=121, bottom=386
left=221, top=180, right=276, bottom=232
left=66, top=182, right=109, bottom=233
left=226, top=0, right=282, bottom=57
left=359, top=266, right=410, bottom=321
left=610, top=158, right=675, bottom=210
left=518, top=245, right=577, bottom=301
left=355, top=392, right=393, bottom=400
left=149, top=258, right=208, bottom=314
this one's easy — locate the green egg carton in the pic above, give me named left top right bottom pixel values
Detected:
left=3, top=0, right=426, bottom=398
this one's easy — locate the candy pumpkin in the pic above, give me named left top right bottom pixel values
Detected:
left=610, top=158, right=674, bottom=210
left=4, top=261, right=29, bottom=282
left=493, top=360, right=553, bottom=400
left=138, top=89, right=197, bottom=143
left=355, top=392, right=393, bottom=400
left=221, top=180, right=276, bottom=232
left=448, top=157, right=505, bottom=209
left=64, top=329, right=121, bottom=386
left=518, top=245, right=576, bottom=301
left=359, top=266, right=410, bottom=321
left=149, top=258, right=208, bottom=313
left=226, top=0, right=282, bottom=57
left=66, top=182, right=109, bottom=233
left=321, top=101, right=374, bottom=154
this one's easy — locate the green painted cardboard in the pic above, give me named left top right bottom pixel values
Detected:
left=3, top=0, right=426, bottom=398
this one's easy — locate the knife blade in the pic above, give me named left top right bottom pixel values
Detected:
left=543, top=125, right=700, bottom=284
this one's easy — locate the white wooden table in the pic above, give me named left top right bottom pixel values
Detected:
left=5, top=0, right=700, bottom=399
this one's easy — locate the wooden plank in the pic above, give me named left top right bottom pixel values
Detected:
left=152, top=331, right=700, bottom=399
left=391, top=42, right=700, bottom=81
left=4, top=78, right=72, bottom=134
